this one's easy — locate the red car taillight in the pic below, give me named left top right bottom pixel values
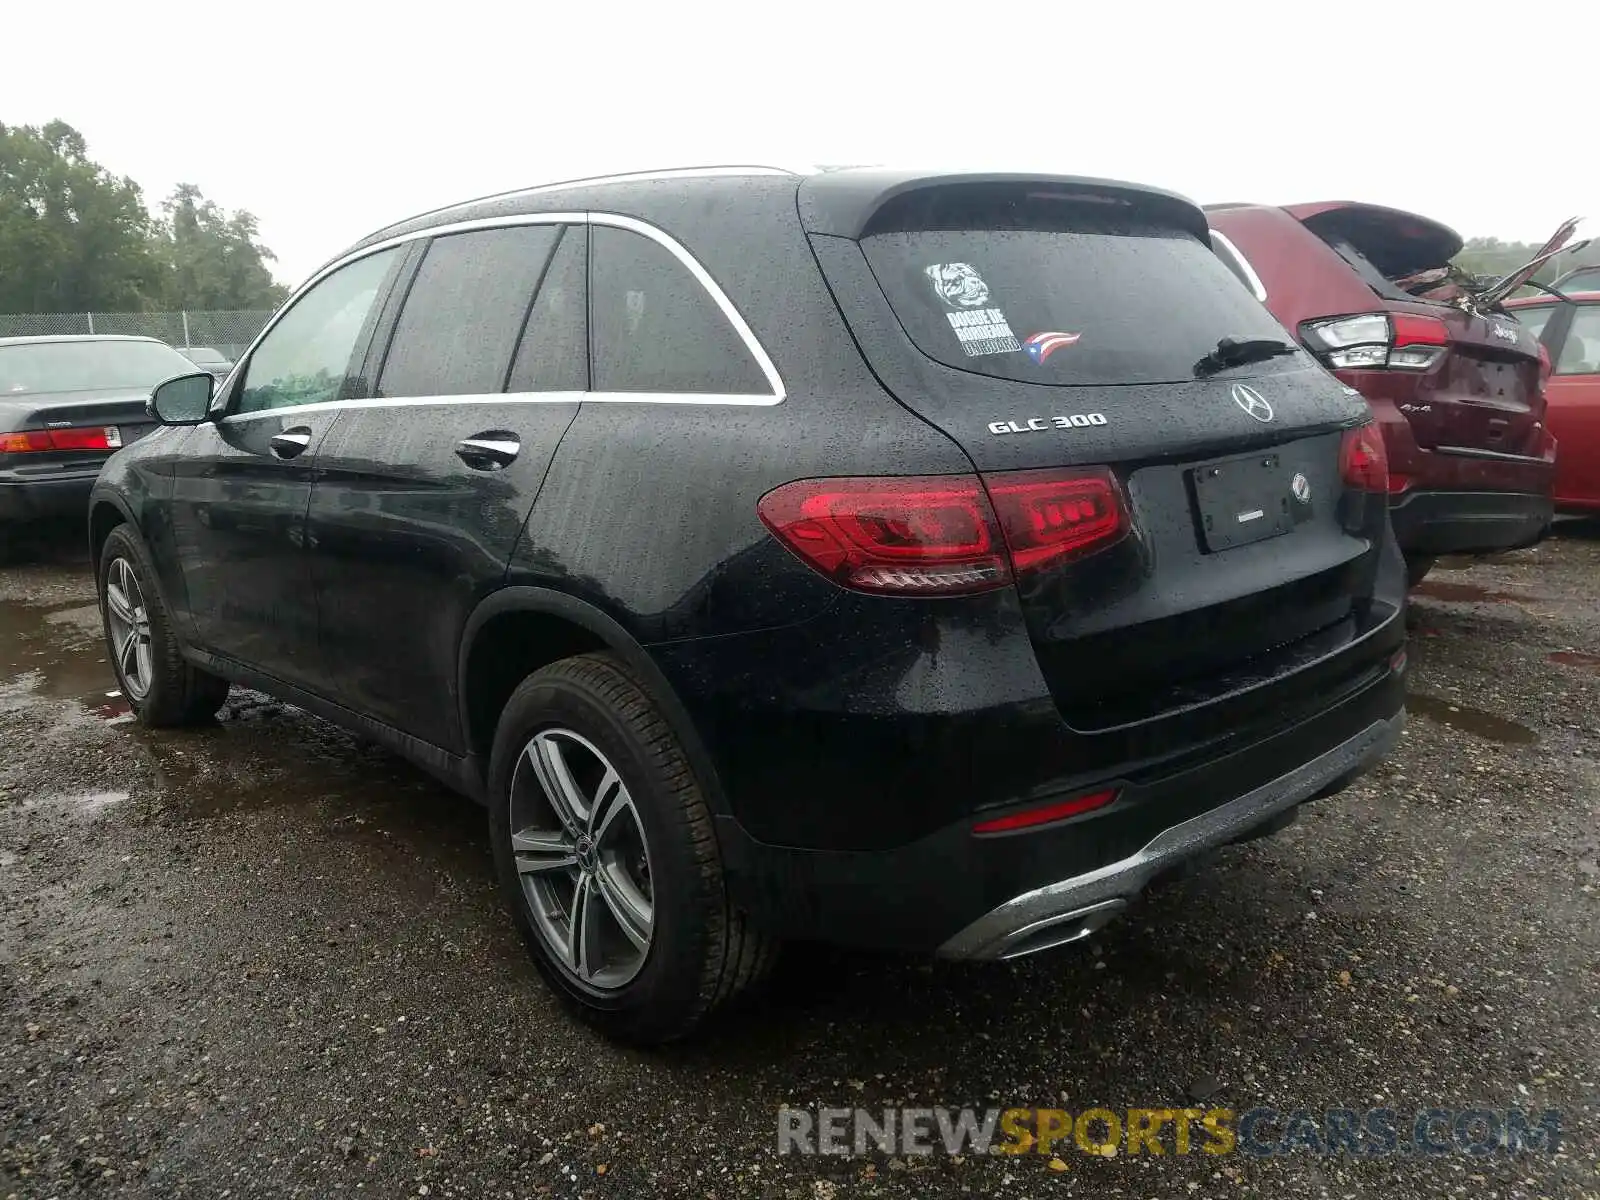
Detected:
left=1300, top=312, right=1449, bottom=371
left=0, top=426, right=122, bottom=454
left=757, top=469, right=1128, bottom=597
left=1339, top=423, right=1390, bottom=492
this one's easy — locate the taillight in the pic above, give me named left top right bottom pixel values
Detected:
left=1339, top=423, right=1389, bottom=492
left=757, top=469, right=1128, bottom=597
left=757, top=475, right=1010, bottom=596
left=1301, top=313, right=1448, bottom=371
left=0, top=426, right=122, bottom=454
left=1388, top=313, right=1450, bottom=369
left=984, top=468, right=1126, bottom=572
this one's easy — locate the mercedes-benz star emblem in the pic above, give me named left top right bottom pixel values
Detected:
left=1291, top=472, right=1311, bottom=504
left=1231, top=383, right=1274, bottom=423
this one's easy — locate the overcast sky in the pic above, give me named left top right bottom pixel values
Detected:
left=6, top=0, right=1595, bottom=287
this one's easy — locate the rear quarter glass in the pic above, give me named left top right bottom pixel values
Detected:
left=860, top=219, right=1291, bottom=388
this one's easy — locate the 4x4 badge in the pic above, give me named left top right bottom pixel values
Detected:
left=1231, top=383, right=1274, bottom=423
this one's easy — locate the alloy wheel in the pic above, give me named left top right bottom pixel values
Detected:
left=509, top=728, right=655, bottom=991
left=104, top=557, right=154, bottom=700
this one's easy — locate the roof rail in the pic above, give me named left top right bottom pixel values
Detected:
left=390, top=165, right=801, bottom=229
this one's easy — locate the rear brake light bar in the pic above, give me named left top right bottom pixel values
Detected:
left=0, top=426, right=122, bottom=454
left=757, top=468, right=1129, bottom=597
left=1300, top=312, right=1449, bottom=371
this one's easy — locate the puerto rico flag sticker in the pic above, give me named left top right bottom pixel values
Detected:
left=1023, top=331, right=1081, bottom=364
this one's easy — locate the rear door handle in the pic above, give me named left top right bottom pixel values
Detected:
left=270, top=427, right=313, bottom=459
left=456, top=432, right=521, bottom=471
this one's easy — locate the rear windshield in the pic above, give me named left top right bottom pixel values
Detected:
left=861, top=218, right=1292, bottom=386
left=1318, top=237, right=1416, bottom=302
left=0, top=340, right=195, bottom=395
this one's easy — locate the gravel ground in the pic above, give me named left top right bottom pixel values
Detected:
left=1, top=526, right=1597, bottom=1199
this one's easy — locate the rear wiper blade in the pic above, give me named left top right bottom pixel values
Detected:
left=1193, top=336, right=1300, bottom=378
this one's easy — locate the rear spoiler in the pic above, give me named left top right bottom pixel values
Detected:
left=797, top=170, right=1210, bottom=243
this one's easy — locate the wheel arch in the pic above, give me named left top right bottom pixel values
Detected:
left=87, top=491, right=137, bottom=574
left=457, top=588, right=729, bottom=816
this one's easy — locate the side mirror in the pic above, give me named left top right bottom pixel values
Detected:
left=148, top=372, right=215, bottom=425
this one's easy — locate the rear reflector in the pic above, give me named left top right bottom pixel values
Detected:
left=973, top=789, right=1117, bottom=833
left=1339, top=423, right=1389, bottom=492
left=758, top=469, right=1128, bottom=597
left=0, top=426, right=122, bottom=454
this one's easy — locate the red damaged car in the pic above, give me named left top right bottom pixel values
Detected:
left=1505, top=274, right=1600, bottom=513
left=1207, top=202, right=1556, bottom=584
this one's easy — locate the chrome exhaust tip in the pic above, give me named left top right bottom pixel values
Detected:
left=994, top=898, right=1128, bottom=961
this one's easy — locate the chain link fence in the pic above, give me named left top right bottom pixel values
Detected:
left=0, top=311, right=274, bottom=361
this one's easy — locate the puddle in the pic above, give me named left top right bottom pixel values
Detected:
left=135, top=693, right=461, bottom=829
left=1406, top=693, right=1538, bottom=745
left=0, top=598, right=117, bottom=704
left=1548, top=650, right=1600, bottom=675
left=1411, top=580, right=1535, bottom=604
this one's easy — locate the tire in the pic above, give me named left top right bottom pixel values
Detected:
left=1404, top=554, right=1436, bottom=588
left=487, top=652, right=776, bottom=1044
left=98, top=524, right=230, bottom=726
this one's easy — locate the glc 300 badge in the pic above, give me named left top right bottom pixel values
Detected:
left=988, top=413, right=1108, bottom=435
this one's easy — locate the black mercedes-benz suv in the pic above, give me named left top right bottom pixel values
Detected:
left=89, top=166, right=1407, bottom=1042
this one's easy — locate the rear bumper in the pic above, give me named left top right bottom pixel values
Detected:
left=701, top=630, right=1407, bottom=955
left=939, top=712, right=1401, bottom=959
left=1388, top=489, right=1552, bottom=556
left=1361, top=396, right=1555, bottom=556
left=0, top=471, right=99, bottom=523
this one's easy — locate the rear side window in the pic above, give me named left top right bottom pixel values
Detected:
left=1556, top=307, right=1600, bottom=375
left=590, top=225, right=769, bottom=395
left=862, top=215, right=1292, bottom=387
left=1511, top=304, right=1555, bottom=341
left=378, top=225, right=561, bottom=398
left=508, top=225, right=587, bottom=392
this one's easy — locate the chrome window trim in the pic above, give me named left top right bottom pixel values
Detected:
left=1209, top=228, right=1268, bottom=303
left=219, top=387, right=790, bottom=423
left=218, top=210, right=786, bottom=421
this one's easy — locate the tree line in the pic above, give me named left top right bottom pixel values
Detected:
left=1455, top=235, right=1599, bottom=287
left=0, top=119, right=289, bottom=315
